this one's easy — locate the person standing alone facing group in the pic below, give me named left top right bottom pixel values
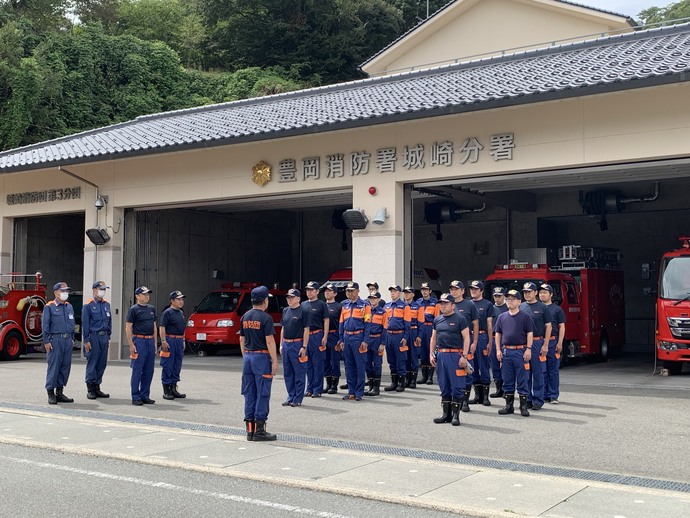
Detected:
left=82, top=280, right=112, bottom=400
left=159, top=290, right=188, bottom=401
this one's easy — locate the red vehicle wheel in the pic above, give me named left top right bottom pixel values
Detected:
left=1, top=330, right=24, bottom=361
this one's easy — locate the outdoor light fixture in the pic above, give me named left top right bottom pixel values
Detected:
left=341, top=209, right=369, bottom=230
left=86, top=228, right=111, bottom=245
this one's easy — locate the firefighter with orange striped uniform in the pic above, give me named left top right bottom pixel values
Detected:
left=364, top=291, right=386, bottom=396
left=383, top=285, right=412, bottom=393
left=337, top=282, right=371, bottom=400
left=417, top=282, right=439, bottom=385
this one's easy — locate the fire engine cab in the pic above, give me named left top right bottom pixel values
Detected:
left=185, top=282, right=287, bottom=356
left=0, top=272, right=47, bottom=360
left=484, top=246, right=625, bottom=363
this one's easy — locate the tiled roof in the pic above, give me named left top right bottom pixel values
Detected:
left=1, top=23, right=689, bottom=173
left=360, top=0, right=636, bottom=70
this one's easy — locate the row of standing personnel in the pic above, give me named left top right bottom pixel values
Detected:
left=239, top=278, right=566, bottom=440
left=42, top=282, right=189, bottom=405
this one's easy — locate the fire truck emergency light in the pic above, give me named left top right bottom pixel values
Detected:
left=86, top=227, right=111, bottom=245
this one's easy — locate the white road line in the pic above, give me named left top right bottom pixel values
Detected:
left=2, top=455, right=352, bottom=518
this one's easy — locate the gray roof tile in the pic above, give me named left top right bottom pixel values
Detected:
left=1, top=23, right=689, bottom=173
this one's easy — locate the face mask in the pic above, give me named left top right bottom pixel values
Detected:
left=59, top=292, right=69, bottom=301
left=97, top=290, right=106, bottom=298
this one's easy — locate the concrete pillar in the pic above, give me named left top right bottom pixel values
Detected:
left=0, top=217, right=15, bottom=273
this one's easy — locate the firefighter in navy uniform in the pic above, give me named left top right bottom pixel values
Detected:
left=539, top=283, right=566, bottom=404
left=468, top=280, right=495, bottom=406
left=417, top=282, right=439, bottom=385
left=126, top=286, right=157, bottom=406
left=280, top=289, right=309, bottom=407
left=323, top=284, right=342, bottom=394
left=159, top=290, right=188, bottom=400
left=364, top=291, right=386, bottom=396
left=490, top=287, right=509, bottom=398
left=82, top=280, right=112, bottom=400
left=338, top=282, right=371, bottom=400
left=448, top=280, right=479, bottom=412
left=494, top=289, right=534, bottom=417
left=43, top=282, right=76, bottom=405
left=402, top=286, right=422, bottom=388
left=366, top=281, right=385, bottom=308
left=430, top=293, right=470, bottom=426
left=302, top=281, right=329, bottom=398
left=383, top=285, right=411, bottom=393
left=240, top=286, right=279, bottom=441
left=519, top=282, right=552, bottom=411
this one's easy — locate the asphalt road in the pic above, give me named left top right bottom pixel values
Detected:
left=0, top=442, right=467, bottom=518
left=1, top=350, right=689, bottom=484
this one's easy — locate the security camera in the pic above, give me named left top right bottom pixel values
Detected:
left=95, top=196, right=106, bottom=210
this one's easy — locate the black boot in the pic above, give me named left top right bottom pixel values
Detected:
left=363, top=378, right=373, bottom=396
left=418, top=366, right=429, bottom=385
left=482, top=385, right=492, bottom=406
left=171, top=384, right=186, bottom=398
left=324, top=376, right=332, bottom=394
left=433, top=401, right=452, bottom=423
left=451, top=397, right=461, bottom=426
left=409, top=371, right=418, bottom=389
left=368, top=379, right=381, bottom=396
left=253, top=420, right=277, bottom=441
left=244, top=419, right=254, bottom=441
left=468, top=385, right=483, bottom=405
left=47, top=389, right=57, bottom=405
left=340, top=382, right=348, bottom=390
left=490, top=380, right=504, bottom=398
left=95, top=384, right=110, bottom=398
left=498, top=394, right=515, bottom=415
left=329, top=378, right=339, bottom=394
left=56, top=387, right=74, bottom=403
left=87, top=383, right=97, bottom=400
left=404, top=372, right=412, bottom=388
left=384, top=374, right=399, bottom=392
left=461, top=389, right=471, bottom=412
left=519, top=394, right=530, bottom=417
left=163, top=384, right=175, bottom=400
left=426, top=367, right=435, bottom=385
left=395, top=373, right=405, bottom=392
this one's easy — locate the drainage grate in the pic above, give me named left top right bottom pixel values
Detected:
left=2, top=401, right=688, bottom=493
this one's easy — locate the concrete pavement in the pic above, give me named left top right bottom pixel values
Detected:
left=1, top=404, right=689, bottom=518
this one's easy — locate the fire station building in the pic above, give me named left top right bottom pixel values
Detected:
left=1, top=0, right=690, bottom=359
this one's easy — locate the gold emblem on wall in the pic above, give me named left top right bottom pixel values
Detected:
left=252, top=160, right=272, bottom=186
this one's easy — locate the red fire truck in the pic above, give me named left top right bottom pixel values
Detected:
left=184, top=282, right=287, bottom=356
left=484, top=246, right=625, bottom=363
left=656, top=236, right=690, bottom=374
left=0, top=272, right=47, bottom=360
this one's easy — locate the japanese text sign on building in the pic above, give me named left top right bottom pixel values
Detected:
left=6, top=187, right=82, bottom=205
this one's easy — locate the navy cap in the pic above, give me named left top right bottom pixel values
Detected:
left=323, top=283, right=336, bottom=292
left=492, top=286, right=506, bottom=296
left=449, top=280, right=464, bottom=289
left=506, top=289, right=522, bottom=300
left=345, top=282, right=359, bottom=290
left=539, top=283, right=554, bottom=294
left=366, top=281, right=379, bottom=289
left=438, top=293, right=455, bottom=303
left=469, top=280, right=485, bottom=291
left=169, top=290, right=186, bottom=300
left=135, top=286, right=152, bottom=295
left=305, top=281, right=320, bottom=290
left=388, top=285, right=402, bottom=292
left=402, top=286, right=414, bottom=293
left=522, top=282, right=538, bottom=292
left=420, top=282, right=431, bottom=290
left=53, top=282, right=70, bottom=291
left=286, top=288, right=301, bottom=298
left=92, top=281, right=109, bottom=289
left=250, top=285, right=270, bottom=301
left=367, top=291, right=382, bottom=299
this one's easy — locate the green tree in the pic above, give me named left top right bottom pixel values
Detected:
left=638, top=0, right=690, bottom=25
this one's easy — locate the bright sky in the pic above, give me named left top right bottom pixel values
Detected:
left=581, top=0, right=676, bottom=17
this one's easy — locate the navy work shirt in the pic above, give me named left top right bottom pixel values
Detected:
left=239, top=308, right=275, bottom=351
left=326, top=301, right=342, bottom=331
left=301, top=299, right=328, bottom=331
left=126, top=304, right=156, bottom=335
left=43, top=300, right=76, bottom=342
left=281, top=306, right=308, bottom=340
left=160, top=307, right=187, bottom=336
left=472, top=298, right=495, bottom=332
left=454, top=299, right=479, bottom=326
left=433, top=312, right=468, bottom=350
left=494, top=311, right=534, bottom=346
left=82, top=297, right=112, bottom=337
left=546, top=303, right=566, bottom=338
left=519, top=301, right=551, bottom=337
